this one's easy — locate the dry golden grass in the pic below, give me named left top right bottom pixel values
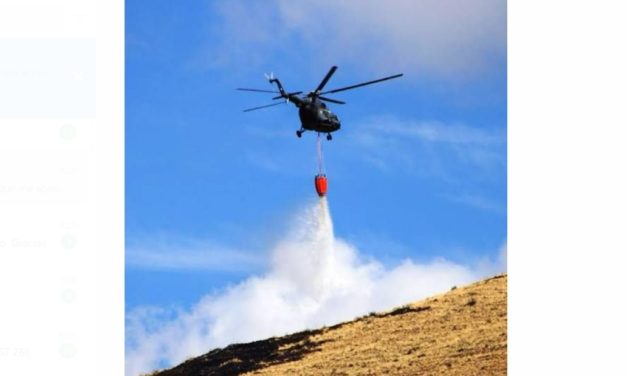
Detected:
left=154, top=274, right=507, bottom=376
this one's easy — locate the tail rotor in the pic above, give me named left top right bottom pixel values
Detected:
left=264, top=72, right=275, bottom=83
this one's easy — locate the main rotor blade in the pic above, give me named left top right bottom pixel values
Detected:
left=320, top=73, right=403, bottom=95
left=319, top=96, right=346, bottom=104
left=314, top=66, right=338, bottom=94
left=272, top=91, right=303, bottom=100
left=243, top=102, right=285, bottom=112
left=237, top=88, right=279, bottom=93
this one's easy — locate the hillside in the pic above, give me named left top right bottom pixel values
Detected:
left=151, top=274, right=507, bottom=375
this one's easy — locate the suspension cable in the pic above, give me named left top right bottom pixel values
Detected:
left=316, top=132, right=325, bottom=175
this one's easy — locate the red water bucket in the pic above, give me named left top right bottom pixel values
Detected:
left=314, top=174, right=328, bottom=197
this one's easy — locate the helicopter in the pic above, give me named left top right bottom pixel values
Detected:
left=238, top=66, right=403, bottom=140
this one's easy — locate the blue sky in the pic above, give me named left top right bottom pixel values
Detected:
left=126, top=0, right=506, bottom=314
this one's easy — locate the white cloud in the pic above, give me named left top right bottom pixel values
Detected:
left=346, top=116, right=505, bottom=177
left=126, top=198, right=505, bottom=375
left=206, top=0, right=505, bottom=79
left=444, top=192, right=506, bottom=214
left=368, top=119, right=503, bottom=145
left=239, top=116, right=505, bottom=180
left=126, top=238, right=264, bottom=272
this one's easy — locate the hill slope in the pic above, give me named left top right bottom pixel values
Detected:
left=152, top=274, right=507, bottom=375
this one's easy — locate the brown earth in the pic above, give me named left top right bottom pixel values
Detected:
left=151, top=274, right=507, bottom=376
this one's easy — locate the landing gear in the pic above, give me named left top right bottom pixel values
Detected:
left=326, top=133, right=332, bottom=141
left=296, top=130, right=303, bottom=138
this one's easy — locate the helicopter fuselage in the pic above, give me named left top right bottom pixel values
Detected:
left=294, top=97, right=341, bottom=134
